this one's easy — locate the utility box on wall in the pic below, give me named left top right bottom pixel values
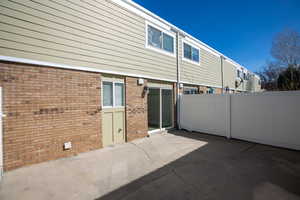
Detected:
left=63, top=142, right=72, bottom=150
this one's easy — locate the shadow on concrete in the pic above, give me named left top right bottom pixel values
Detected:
left=96, top=130, right=300, bottom=200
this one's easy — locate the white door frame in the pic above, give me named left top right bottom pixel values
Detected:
left=148, top=87, right=174, bottom=134
left=0, top=87, right=3, bottom=179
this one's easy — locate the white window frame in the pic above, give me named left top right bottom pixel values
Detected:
left=182, top=39, right=201, bottom=66
left=237, top=69, right=242, bottom=78
left=145, top=21, right=176, bottom=57
left=102, top=81, right=125, bottom=109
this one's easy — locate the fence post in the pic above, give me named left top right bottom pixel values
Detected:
left=226, top=94, right=232, bottom=139
left=178, top=94, right=182, bottom=130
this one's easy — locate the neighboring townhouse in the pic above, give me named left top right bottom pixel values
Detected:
left=0, top=0, right=261, bottom=171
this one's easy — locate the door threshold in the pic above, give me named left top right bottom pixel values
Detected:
left=148, top=128, right=173, bottom=135
left=148, top=129, right=162, bottom=134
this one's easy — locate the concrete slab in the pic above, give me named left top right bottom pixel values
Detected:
left=0, top=130, right=299, bottom=200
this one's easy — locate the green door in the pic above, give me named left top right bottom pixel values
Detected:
left=102, top=108, right=125, bottom=147
left=102, top=80, right=125, bottom=147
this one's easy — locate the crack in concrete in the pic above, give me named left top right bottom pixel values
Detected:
left=130, top=142, right=153, bottom=163
left=171, top=167, right=202, bottom=195
left=240, top=143, right=257, bottom=153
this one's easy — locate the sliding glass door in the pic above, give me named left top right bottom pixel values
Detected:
left=148, top=88, right=160, bottom=131
left=148, top=88, right=173, bottom=132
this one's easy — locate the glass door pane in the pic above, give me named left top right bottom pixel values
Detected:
left=162, top=89, right=173, bottom=128
left=148, top=88, right=161, bottom=131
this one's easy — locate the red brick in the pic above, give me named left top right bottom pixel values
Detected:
left=0, top=62, right=102, bottom=171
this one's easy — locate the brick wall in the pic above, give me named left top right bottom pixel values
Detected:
left=215, top=88, right=223, bottom=94
left=0, top=62, right=102, bottom=171
left=125, top=77, right=148, bottom=142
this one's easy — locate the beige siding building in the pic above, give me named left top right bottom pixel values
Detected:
left=0, top=0, right=261, bottom=171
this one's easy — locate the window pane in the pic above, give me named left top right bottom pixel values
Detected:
left=163, top=33, right=174, bottom=53
left=148, top=25, right=162, bottom=49
left=115, top=83, right=124, bottom=107
left=184, top=43, right=192, bottom=59
left=192, top=47, right=199, bottom=62
left=103, top=82, right=113, bottom=107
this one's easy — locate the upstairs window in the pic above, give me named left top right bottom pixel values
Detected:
left=147, top=24, right=174, bottom=55
left=183, top=42, right=200, bottom=64
left=237, top=70, right=242, bottom=78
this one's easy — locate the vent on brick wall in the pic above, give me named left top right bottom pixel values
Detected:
left=63, top=142, right=72, bottom=150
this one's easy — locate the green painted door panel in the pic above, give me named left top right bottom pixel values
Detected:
left=102, top=108, right=125, bottom=146
left=102, top=112, right=113, bottom=147
left=113, top=111, right=125, bottom=144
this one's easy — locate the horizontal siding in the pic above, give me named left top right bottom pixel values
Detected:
left=0, top=0, right=177, bottom=81
left=179, top=36, right=222, bottom=87
left=254, top=77, right=261, bottom=92
left=223, top=60, right=236, bottom=89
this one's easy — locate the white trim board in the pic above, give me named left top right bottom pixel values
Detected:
left=0, top=55, right=177, bottom=83
left=0, top=56, right=244, bottom=92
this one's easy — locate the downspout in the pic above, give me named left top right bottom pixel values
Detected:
left=176, top=31, right=181, bottom=129
left=220, top=56, right=224, bottom=94
left=171, top=28, right=182, bottom=129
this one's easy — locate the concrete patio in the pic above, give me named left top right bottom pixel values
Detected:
left=0, top=130, right=299, bottom=200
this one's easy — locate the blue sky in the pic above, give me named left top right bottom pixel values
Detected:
left=134, top=0, right=300, bottom=72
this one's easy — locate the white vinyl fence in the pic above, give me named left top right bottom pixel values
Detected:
left=180, top=91, right=300, bottom=150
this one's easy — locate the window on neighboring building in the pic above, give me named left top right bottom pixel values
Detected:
left=147, top=25, right=174, bottom=54
left=183, top=42, right=200, bottom=63
left=184, top=88, right=199, bottom=95
left=103, top=81, right=124, bottom=107
left=237, top=70, right=243, bottom=79
left=207, top=87, right=215, bottom=94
